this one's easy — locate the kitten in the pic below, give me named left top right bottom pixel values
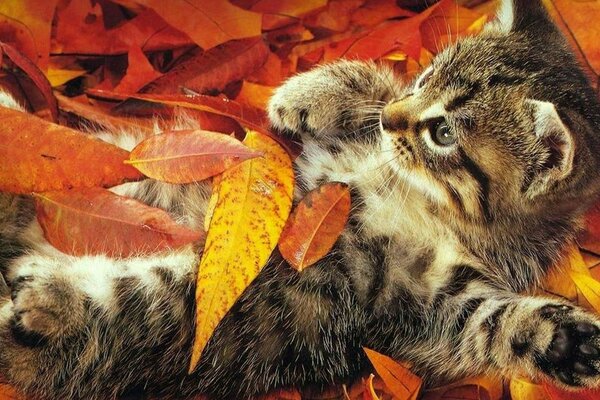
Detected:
left=1, top=0, right=600, bottom=399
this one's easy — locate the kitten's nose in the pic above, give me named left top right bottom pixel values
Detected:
left=381, top=101, right=410, bottom=132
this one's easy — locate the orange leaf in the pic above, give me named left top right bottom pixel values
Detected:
left=138, top=0, right=262, bottom=50
left=570, top=272, right=600, bottom=313
left=235, top=81, right=275, bottom=113
left=279, top=182, right=351, bottom=271
left=113, top=46, right=162, bottom=94
left=0, top=0, right=58, bottom=69
left=363, top=348, right=422, bottom=400
left=140, top=38, right=269, bottom=95
left=423, top=376, right=503, bottom=400
left=189, top=130, right=293, bottom=372
left=35, top=188, right=202, bottom=257
left=126, top=129, right=261, bottom=184
left=545, top=0, right=600, bottom=89
left=246, top=0, right=326, bottom=17
left=0, top=106, right=143, bottom=193
left=363, top=374, right=381, bottom=400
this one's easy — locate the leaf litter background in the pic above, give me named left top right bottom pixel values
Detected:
left=1, top=0, right=600, bottom=399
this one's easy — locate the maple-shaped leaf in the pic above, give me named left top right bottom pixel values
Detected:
left=138, top=0, right=262, bottom=50
left=0, top=106, right=143, bottom=194
left=35, top=188, right=202, bottom=257
left=363, top=348, right=422, bottom=400
left=189, top=130, right=294, bottom=372
left=140, top=37, right=269, bottom=95
left=279, top=182, right=351, bottom=271
left=127, top=129, right=262, bottom=184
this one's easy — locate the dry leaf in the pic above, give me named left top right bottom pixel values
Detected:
left=0, top=0, right=58, bottom=69
left=570, top=272, right=600, bottom=313
left=189, top=130, right=293, bottom=371
left=279, top=182, right=351, bottom=271
left=363, top=348, right=422, bottom=400
left=543, top=382, right=600, bottom=400
left=423, top=376, right=503, bottom=400
left=1, top=41, right=58, bottom=121
left=113, top=46, right=162, bottom=94
left=510, top=378, right=549, bottom=400
left=140, top=38, right=269, bottom=95
left=0, top=106, right=143, bottom=193
left=127, top=129, right=262, bottom=184
left=138, top=0, right=262, bottom=50
left=35, top=188, right=202, bottom=257
left=363, top=374, right=381, bottom=400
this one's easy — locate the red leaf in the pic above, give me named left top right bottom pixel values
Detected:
left=543, top=382, right=600, bottom=400
left=278, top=183, right=351, bottom=271
left=140, top=38, right=270, bottom=95
left=35, top=188, right=203, bottom=257
left=0, top=106, right=143, bottom=194
left=126, top=129, right=262, bottom=184
left=0, top=42, right=58, bottom=121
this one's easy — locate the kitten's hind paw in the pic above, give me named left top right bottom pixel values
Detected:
left=537, top=305, right=600, bottom=388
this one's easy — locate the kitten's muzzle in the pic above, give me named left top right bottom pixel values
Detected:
left=381, top=99, right=412, bottom=133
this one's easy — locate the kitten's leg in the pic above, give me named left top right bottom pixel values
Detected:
left=267, top=60, right=402, bottom=145
left=404, top=284, right=600, bottom=388
left=0, top=248, right=197, bottom=399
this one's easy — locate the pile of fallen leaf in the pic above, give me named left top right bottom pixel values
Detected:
left=1, top=0, right=600, bottom=399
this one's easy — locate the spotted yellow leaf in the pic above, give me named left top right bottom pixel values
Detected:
left=189, top=130, right=294, bottom=372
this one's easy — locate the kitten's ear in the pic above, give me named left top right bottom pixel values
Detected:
left=525, top=100, right=575, bottom=199
left=488, top=0, right=555, bottom=34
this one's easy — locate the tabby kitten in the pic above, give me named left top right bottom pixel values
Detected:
left=1, top=0, right=600, bottom=398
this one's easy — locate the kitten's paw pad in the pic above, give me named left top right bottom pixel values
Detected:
left=9, top=272, right=82, bottom=342
left=539, top=312, right=600, bottom=387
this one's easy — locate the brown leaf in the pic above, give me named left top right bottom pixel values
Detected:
left=363, top=348, right=422, bottom=400
left=126, top=129, right=262, bottom=184
left=138, top=0, right=262, bottom=50
left=0, top=106, right=143, bottom=193
left=141, top=38, right=269, bottom=95
left=1, top=41, right=58, bottom=121
left=35, top=188, right=203, bottom=257
left=278, top=182, right=351, bottom=271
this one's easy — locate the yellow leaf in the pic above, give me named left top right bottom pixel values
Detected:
left=189, top=130, right=294, bottom=372
left=363, top=374, right=381, bottom=400
left=570, top=272, right=600, bottom=313
left=46, top=67, right=86, bottom=87
left=363, top=348, right=422, bottom=400
left=509, top=378, right=550, bottom=400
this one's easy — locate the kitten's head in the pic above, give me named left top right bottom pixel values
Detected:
left=381, top=0, right=600, bottom=226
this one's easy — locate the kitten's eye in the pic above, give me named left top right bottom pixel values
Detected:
left=431, top=120, right=456, bottom=146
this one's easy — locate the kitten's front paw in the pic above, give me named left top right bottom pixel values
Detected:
left=267, top=60, right=398, bottom=141
left=538, top=305, right=600, bottom=387
left=9, top=258, right=84, bottom=343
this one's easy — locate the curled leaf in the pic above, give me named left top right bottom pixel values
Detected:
left=35, top=188, right=203, bottom=257
left=0, top=106, right=143, bottom=194
left=127, top=129, right=261, bottom=184
left=189, top=130, right=294, bottom=372
left=279, top=182, right=351, bottom=271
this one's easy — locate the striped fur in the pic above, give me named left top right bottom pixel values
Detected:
left=1, top=1, right=600, bottom=399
